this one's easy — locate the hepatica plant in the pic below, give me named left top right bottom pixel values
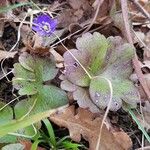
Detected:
left=61, top=32, right=140, bottom=112
left=32, top=14, right=57, bottom=36
left=12, top=52, right=67, bottom=118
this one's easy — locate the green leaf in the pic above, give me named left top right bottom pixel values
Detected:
left=101, top=36, right=135, bottom=78
left=62, top=33, right=140, bottom=111
left=0, top=102, right=13, bottom=126
left=0, top=108, right=57, bottom=137
left=63, top=49, right=91, bottom=86
left=13, top=52, right=68, bottom=117
left=0, top=101, right=38, bottom=143
left=128, top=107, right=150, bottom=143
left=31, top=140, right=44, bottom=150
left=89, top=37, right=139, bottom=111
left=42, top=119, right=56, bottom=147
left=76, top=32, right=109, bottom=73
left=61, top=140, right=82, bottom=150
left=89, top=76, right=139, bottom=111
left=0, top=135, right=17, bottom=143
left=13, top=63, right=37, bottom=95
left=18, top=52, right=58, bottom=82
left=15, top=86, right=67, bottom=118
left=63, top=32, right=108, bottom=87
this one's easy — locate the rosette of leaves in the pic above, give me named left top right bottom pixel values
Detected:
left=13, top=52, right=68, bottom=118
left=61, top=32, right=140, bottom=112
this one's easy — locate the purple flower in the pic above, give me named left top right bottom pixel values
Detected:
left=32, top=14, right=57, bottom=36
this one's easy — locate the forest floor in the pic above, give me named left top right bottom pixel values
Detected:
left=0, top=0, right=150, bottom=150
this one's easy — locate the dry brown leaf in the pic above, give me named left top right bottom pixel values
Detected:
left=25, top=33, right=49, bottom=56
left=20, top=140, right=45, bottom=150
left=94, top=0, right=115, bottom=18
left=0, top=0, right=16, bottom=21
left=20, top=25, right=49, bottom=55
left=58, top=9, right=82, bottom=28
left=129, top=0, right=150, bottom=22
left=50, top=48, right=64, bottom=68
left=68, top=0, right=86, bottom=10
left=0, top=0, right=9, bottom=7
left=50, top=48, right=64, bottom=62
left=0, top=50, right=17, bottom=61
left=50, top=106, right=132, bottom=150
left=58, top=0, right=93, bottom=28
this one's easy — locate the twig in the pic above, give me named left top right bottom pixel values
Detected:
left=129, top=0, right=150, bottom=21
left=121, top=0, right=150, bottom=101
left=121, top=0, right=133, bottom=44
left=83, top=0, right=105, bottom=33
left=136, top=146, right=150, bottom=150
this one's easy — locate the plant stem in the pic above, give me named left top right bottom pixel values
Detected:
left=128, top=107, right=150, bottom=143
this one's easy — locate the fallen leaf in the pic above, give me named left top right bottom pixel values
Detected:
left=22, top=28, right=66, bottom=56
left=50, top=106, right=132, bottom=150
left=67, top=0, right=85, bottom=10
left=57, top=0, right=93, bottom=28
left=20, top=141, right=45, bottom=150
left=0, top=0, right=16, bottom=20
left=0, top=50, right=17, bottom=61
left=93, top=0, right=114, bottom=18
left=129, top=0, right=150, bottom=23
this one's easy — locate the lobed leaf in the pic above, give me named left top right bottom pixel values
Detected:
left=15, top=86, right=68, bottom=118
left=63, top=32, right=108, bottom=87
left=0, top=102, right=13, bottom=126
left=62, top=32, right=140, bottom=111
left=13, top=52, right=68, bottom=117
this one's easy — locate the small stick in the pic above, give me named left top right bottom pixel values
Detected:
left=83, top=0, right=105, bottom=33
left=129, top=0, right=150, bottom=21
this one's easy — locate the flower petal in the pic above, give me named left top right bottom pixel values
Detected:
left=37, top=14, right=52, bottom=23
left=32, top=14, right=57, bottom=36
